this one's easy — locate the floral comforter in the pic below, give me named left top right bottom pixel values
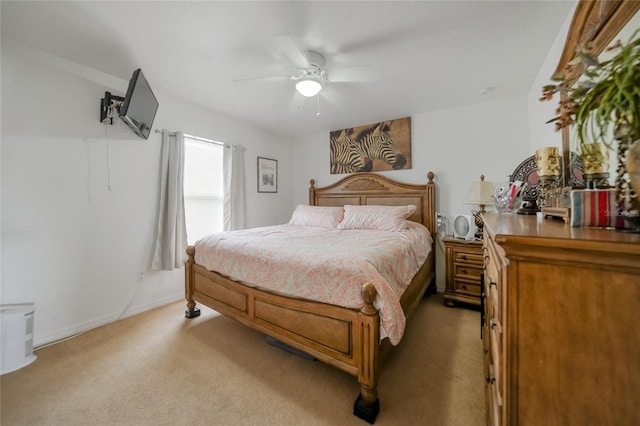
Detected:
left=194, top=222, right=432, bottom=345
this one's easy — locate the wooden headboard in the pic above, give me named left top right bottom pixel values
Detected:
left=309, top=171, right=437, bottom=238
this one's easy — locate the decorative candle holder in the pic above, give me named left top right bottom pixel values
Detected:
left=535, top=147, right=562, bottom=177
left=581, top=142, right=610, bottom=189
left=535, top=147, right=562, bottom=208
left=538, top=175, right=562, bottom=207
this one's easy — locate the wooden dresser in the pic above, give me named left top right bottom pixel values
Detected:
left=481, top=213, right=640, bottom=426
left=443, top=237, right=483, bottom=307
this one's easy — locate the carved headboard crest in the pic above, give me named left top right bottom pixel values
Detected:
left=343, top=177, right=389, bottom=191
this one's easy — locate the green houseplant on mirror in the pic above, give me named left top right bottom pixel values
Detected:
left=541, top=27, right=640, bottom=231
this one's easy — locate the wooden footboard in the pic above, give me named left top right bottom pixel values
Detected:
left=185, top=172, right=436, bottom=423
left=185, top=247, right=383, bottom=418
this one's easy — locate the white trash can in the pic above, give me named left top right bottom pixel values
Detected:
left=1, top=303, right=37, bottom=374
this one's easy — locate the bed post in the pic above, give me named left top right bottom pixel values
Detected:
left=354, top=282, right=380, bottom=424
left=425, top=171, right=437, bottom=294
left=185, top=246, right=201, bottom=318
left=308, top=178, right=316, bottom=205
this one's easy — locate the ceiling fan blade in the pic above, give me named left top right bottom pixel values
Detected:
left=232, top=74, right=290, bottom=83
left=328, top=66, right=383, bottom=83
left=273, top=33, right=310, bottom=68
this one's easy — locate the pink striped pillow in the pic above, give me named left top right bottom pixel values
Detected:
left=288, top=205, right=345, bottom=228
left=337, top=204, right=417, bottom=231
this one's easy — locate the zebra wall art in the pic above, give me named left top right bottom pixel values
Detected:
left=329, top=129, right=373, bottom=174
left=355, top=121, right=407, bottom=170
left=328, top=117, right=411, bottom=173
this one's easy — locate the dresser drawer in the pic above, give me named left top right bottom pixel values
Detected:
left=488, top=365, right=502, bottom=426
left=489, top=322, right=502, bottom=402
left=483, top=236, right=505, bottom=324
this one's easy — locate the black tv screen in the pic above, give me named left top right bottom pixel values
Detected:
left=119, top=69, right=159, bottom=139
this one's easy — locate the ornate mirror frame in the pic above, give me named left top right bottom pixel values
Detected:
left=553, top=0, right=640, bottom=187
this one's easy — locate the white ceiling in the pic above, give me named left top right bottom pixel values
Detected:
left=1, top=1, right=575, bottom=138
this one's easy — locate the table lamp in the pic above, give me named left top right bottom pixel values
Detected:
left=465, top=174, right=494, bottom=239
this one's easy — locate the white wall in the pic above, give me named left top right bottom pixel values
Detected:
left=1, top=40, right=293, bottom=346
left=292, top=96, right=531, bottom=289
left=528, top=1, right=576, bottom=154
left=1, top=3, right=579, bottom=342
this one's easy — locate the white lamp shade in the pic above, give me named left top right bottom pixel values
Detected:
left=465, top=175, right=494, bottom=209
left=295, top=79, right=322, bottom=97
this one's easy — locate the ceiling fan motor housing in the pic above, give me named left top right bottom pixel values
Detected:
left=293, top=51, right=327, bottom=83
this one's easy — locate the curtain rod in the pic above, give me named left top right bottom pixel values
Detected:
left=155, top=129, right=176, bottom=136
left=155, top=129, right=224, bottom=146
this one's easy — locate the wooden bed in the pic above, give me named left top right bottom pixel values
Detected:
left=184, top=171, right=437, bottom=423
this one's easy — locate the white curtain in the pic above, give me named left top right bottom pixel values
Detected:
left=149, top=130, right=188, bottom=270
left=223, top=143, right=246, bottom=231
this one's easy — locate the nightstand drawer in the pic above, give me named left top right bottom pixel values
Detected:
left=454, top=280, right=481, bottom=296
left=453, top=251, right=484, bottom=264
left=454, top=263, right=484, bottom=281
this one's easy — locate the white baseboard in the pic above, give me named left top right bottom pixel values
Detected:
left=34, top=292, right=184, bottom=348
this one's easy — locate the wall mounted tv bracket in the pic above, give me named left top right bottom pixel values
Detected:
left=100, top=91, right=125, bottom=125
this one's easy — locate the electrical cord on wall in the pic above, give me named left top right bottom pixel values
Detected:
left=116, top=277, right=145, bottom=321
left=102, top=113, right=116, bottom=191
left=37, top=108, right=145, bottom=350
left=35, top=273, right=146, bottom=350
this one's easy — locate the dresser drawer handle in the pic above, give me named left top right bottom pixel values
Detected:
left=486, top=374, right=496, bottom=384
left=460, top=254, right=467, bottom=260
left=488, top=280, right=497, bottom=288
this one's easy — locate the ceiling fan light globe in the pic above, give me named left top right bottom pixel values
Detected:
left=296, top=79, right=322, bottom=97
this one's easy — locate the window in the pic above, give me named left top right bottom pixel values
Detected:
left=183, top=135, right=224, bottom=245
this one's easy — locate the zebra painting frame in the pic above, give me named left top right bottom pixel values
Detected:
left=329, top=117, right=412, bottom=174
left=257, top=157, right=278, bottom=193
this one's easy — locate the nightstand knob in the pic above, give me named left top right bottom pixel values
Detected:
left=462, top=268, right=467, bottom=273
left=461, top=254, right=467, bottom=260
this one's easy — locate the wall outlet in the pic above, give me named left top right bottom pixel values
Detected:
left=436, top=212, right=446, bottom=230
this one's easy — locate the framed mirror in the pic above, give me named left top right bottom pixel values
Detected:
left=553, top=0, right=640, bottom=187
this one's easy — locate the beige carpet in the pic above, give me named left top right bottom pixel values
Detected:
left=1, top=293, right=484, bottom=426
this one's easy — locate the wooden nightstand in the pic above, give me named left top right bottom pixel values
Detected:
left=442, top=237, right=484, bottom=307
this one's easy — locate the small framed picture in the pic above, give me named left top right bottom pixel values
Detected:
left=257, top=157, right=277, bottom=193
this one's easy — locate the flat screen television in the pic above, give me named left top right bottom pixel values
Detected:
left=119, top=69, right=159, bottom=139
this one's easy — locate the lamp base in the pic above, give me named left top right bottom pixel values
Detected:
left=474, top=227, right=483, bottom=240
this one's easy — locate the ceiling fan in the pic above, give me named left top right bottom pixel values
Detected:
left=232, top=34, right=382, bottom=98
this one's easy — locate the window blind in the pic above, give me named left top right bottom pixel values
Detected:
left=183, top=135, right=224, bottom=244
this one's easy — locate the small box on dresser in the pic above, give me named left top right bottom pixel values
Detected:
left=481, top=212, right=640, bottom=426
left=443, top=237, right=484, bottom=307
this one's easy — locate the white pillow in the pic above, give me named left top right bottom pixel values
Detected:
left=288, top=205, right=345, bottom=228
left=337, top=204, right=417, bottom=231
